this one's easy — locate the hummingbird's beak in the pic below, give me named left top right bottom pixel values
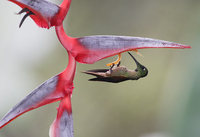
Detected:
left=127, top=52, right=143, bottom=69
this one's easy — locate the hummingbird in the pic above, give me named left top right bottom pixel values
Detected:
left=83, top=52, right=148, bottom=83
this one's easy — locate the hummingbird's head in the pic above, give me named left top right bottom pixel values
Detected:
left=135, top=64, right=148, bottom=78
left=128, top=52, right=148, bottom=78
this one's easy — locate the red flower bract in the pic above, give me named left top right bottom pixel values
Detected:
left=1, top=0, right=191, bottom=137
left=8, top=0, right=71, bottom=28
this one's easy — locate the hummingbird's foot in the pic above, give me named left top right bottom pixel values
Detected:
left=117, top=61, right=121, bottom=67
left=109, top=63, right=115, bottom=73
left=106, top=53, right=122, bottom=67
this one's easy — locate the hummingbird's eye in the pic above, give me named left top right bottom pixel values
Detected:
left=141, top=66, right=146, bottom=71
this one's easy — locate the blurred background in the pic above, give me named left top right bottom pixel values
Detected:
left=0, top=0, right=199, bottom=137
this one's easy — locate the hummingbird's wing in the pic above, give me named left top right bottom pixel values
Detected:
left=83, top=69, right=109, bottom=77
left=89, top=76, right=129, bottom=83
left=73, top=35, right=191, bottom=64
left=84, top=69, right=109, bottom=73
left=9, top=0, right=59, bottom=28
left=83, top=69, right=129, bottom=83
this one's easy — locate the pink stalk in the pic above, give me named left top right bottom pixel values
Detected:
left=0, top=51, right=76, bottom=137
left=1, top=0, right=191, bottom=137
left=49, top=96, right=73, bottom=137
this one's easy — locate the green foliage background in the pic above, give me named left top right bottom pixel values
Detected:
left=0, top=0, right=198, bottom=137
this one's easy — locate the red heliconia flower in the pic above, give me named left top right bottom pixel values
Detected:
left=9, top=0, right=71, bottom=28
left=50, top=95, right=74, bottom=137
left=1, top=0, right=191, bottom=137
left=0, top=52, right=76, bottom=137
left=55, top=24, right=190, bottom=64
left=8, top=0, right=190, bottom=62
